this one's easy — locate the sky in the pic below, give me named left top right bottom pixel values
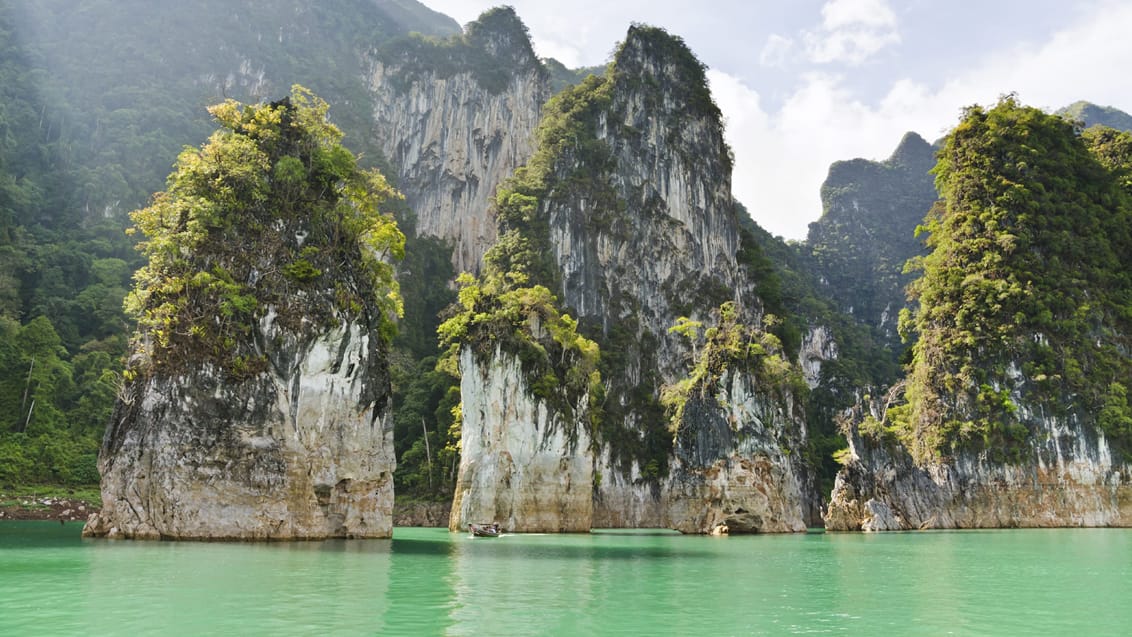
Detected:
left=420, top=0, right=1132, bottom=240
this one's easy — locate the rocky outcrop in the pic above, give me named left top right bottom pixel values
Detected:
left=393, top=499, right=451, bottom=527
left=826, top=399, right=1132, bottom=531
left=552, top=28, right=810, bottom=532
left=806, top=132, right=936, bottom=349
left=550, top=29, right=740, bottom=374
left=83, top=93, right=401, bottom=541
left=590, top=372, right=811, bottom=534
left=369, top=8, right=549, bottom=273
left=798, top=325, right=838, bottom=390
left=84, top=315, right=395, bottom=540
left=449, top=347, right=593, bottom=533
left=665, top=372, right=808, bottom=533
left=449, top=25, right=811, bottom=533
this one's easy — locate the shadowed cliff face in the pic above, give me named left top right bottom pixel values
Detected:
left=806, top=132, right=937, bottom=352
left=369, top=8, right=550, bottom=273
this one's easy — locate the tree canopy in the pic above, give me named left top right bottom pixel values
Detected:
left=892, top=96, right=1132, bottom=460
left=125, top=86, right=404, bottom=378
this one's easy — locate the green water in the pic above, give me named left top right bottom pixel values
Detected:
left=1, top=524, right=1129, bottom=636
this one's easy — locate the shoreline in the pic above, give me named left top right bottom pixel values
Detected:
left=0, top=489, right=101, bottom=522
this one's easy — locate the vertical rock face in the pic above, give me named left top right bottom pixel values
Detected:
left=827, top=401, right=1132, bottom=531
left=83, top=92, right=403, bottom=540
left=556, top=28, right=808, bottom=532
left=85, top=315, right=395, bottom=540
left=449, top=347, right=593, bottom=532
left=797, top=325, right=838, bottom=390
left=825, top=99, right=1132, bottom=532
left=449, top=25, right=810, bottom=533
left=551, top=31, right=740, bottom=362
left=806, top=132, right=936, bottom=348
left=369, top=8, right=550, bottom=273
left=665, top=372, right=808, bottom=533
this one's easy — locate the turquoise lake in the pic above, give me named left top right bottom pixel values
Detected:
left=1, top=523, right=1129, bottom=635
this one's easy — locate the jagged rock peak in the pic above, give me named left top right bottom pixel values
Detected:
left=823, top=131, right=934, bottom=189
left=611, top=24, right=724, bottom=126
left=464, top=6, right=541, bottom=70
left=372, top=0, right=461, bottom=37
left=373, top=5, right=545, bottom=94
left=887, top=131, right=934, bottom=172
left=1058, top=100, right=1132, bottom=132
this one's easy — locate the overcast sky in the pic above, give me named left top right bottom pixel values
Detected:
left=423, top=0, right=1132, bottom=240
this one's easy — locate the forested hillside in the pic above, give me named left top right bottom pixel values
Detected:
left=0, top=0, right=457, bottom=486
left=0, top=1, right=594, bottom=496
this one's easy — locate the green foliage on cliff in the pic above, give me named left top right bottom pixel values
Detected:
left=543, top=58, right=608, bottom=94
left=613, top=24, right=721, bottom=126
left=663, top=302, right=803, bottom=437
left=126, top=86, right=404, bottom=377
left=438, top=269, right=602, bottom=432
left=893, top=96, right=1132, bottom=460
left=375, top=6, right=544, bottom=94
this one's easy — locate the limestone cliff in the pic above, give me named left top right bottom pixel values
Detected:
left=826, top=393, right=1132, bottom=531
left=85, top=317, right=395, bottom=540
left=826, top=98, right=1132, bottom=532
left=450, top=25, right=812, bottom=533
left=806, top=132, right=936, bottom=352
left=665, top=371, right=809, bottom=533
left=555, top=27, right=808, bottom=532
left=83, top=91, right=403, bottom=540
left=449, top=347, right=593, bottom=532
left=369, top=8, right=550, bottom=273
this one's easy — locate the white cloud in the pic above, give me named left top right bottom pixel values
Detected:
left=530, top=36, right=585, bottom=67
left=759, top=34, right=795, bottom=68
left=820, top=0, right=897, bottom=30
left=715, top=0, right=1132, bottom=241
left=710, top=70, right=905, bottom=241
left=803, top=0, right=900, bottom=65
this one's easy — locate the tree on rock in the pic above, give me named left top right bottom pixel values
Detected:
left=125, top=86, right=404, bottom=377
left=85, top=87, right=405, bottom=540
left=894, top=96, right=1132, bottom=461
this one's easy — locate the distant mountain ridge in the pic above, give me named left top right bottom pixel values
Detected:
left=1059, top=100, right=1132, bottom=131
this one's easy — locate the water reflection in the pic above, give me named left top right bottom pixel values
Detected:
left=448, top=530, right=599, bottom=634
left=381, top=529, right=458, bottom=633
left=77, top=532, right=394, bottom=635
left=3, top=523, right=1132, bottom=635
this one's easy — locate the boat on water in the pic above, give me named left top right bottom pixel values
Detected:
left=469, top=523, right=501, bottom=537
